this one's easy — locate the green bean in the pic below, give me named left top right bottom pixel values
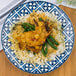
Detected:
left=22, top=24, right=27, bottom=32
left=47, top=38, right=57, bottom=50
left=22, top=23, right=35, bottom=30
left=27, top=27, right=32, bottom=31
left=42, top=47, right=46, bottom=56
left=21, top=23, right=35, bottom=32
left=26, top=29, right=31, bottom=31
left=49, top=35, right=59, bottom=45
left=42, top=43, right=48, bottom=56
left=22, top=23, right=27, bottom=28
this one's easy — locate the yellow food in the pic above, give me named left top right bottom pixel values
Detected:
left=10, top=11, right=55, bottom=53
left=9, top=11, right=65, bottom=64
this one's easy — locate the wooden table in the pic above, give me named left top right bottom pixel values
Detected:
left=0, top=5, right=76, bottom=76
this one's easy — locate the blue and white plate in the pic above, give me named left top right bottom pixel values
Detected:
left=1, top=1, right=74, bottom=74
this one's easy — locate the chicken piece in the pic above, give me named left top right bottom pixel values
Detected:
left=18, top=42, right=26, bottom=50
left=16, top=22, right=51, bottom=53
left=15, top=12, right=53, bottom=53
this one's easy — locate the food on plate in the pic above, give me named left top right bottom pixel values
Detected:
left=9, top=11, right=65, bottom=64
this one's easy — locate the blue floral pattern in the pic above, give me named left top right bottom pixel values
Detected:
left=1, top=1, right=74, bottom=74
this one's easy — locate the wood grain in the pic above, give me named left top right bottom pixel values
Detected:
left=0, top=5, right=76, bottom=76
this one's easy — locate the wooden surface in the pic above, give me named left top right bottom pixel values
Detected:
left=0, top=5, right=76, bottom=76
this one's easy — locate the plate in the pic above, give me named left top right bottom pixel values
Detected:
left=1, top=1, right=74, bottom=74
